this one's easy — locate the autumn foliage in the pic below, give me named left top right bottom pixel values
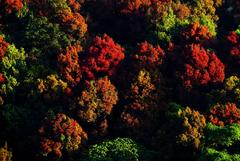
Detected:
left=133, top=41, right=165, bottom=68
left=0, top=0, right=24, bottom=14
left=177, top=107, right=206, bottom=149
left=180, top=22, right=212, bottom=44
left=75, top=77, right=118, bottom=123
left=0, top=36, right=8, bottom=85
left=0, top=36, right=9, bottom=60
left=176, top=43, right=225, bottom=89
left=82, top=34, right=125, bottom=79
left=36, top=74, right=68, bottom=102
left=0, top=1, right=240, bottom=161
left=224, top=31, right=240, bottom=75
left=119, top=69, right=161, bottom=139
left=57, top=44, right=82, bottom=87
left=209, top=103, right=240, bottom=126
left=0, top=143, right=12, bottom=161
left=38, top=113, right=87, bottom=158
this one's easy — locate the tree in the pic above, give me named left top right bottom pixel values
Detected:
left=0, top=38, right=26, bottom=105
left=24, top=15, right=70, bottom=56
left=180, top=22, right=212, bottom=44
left=199, top=123, right=240, bottom=161
left=57, top=44, right=82, bottom=87
left=0, top=142, right=12, bottom=161
left=165, top=103, right=206, bottom=149
left=209, top=103, right=240, bottom=126
left=81, top=34, right=125, bottom=79
left=119, top=69, right=162, bottom=140
left=222, top=31, right=240, bottom=75
left=0, top=36, right=9, bottom=60
left=175, top=43, right=225, bottom=90
left=0, top=0, right=24, bottom=14
left=28, top=0, right=87, bottom=41
left=207, top=76, right=240, bottom=106
left=133, top=41, right=165, bottom=69
left=36, top=74, right=68, bottom=102
left=75, top=77, right=118, bottom=123
left=85, top=137, right=151, bottom=161
left=38, top=112, right=88, bottom=159
left=177, top=106, right=206, bottom=149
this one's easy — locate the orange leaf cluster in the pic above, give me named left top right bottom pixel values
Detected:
left=1, top=0, right=24, bottom=14
left=181, top=22, right=212, bottom=44
left=67, top=0, right=83, bottom=12
left=76, top=77, right=118, bottom=123
left=0, top=143, right=12, bottom=161
left=60, top=10, right=88, bottom=39
left=57, top=44, right=82, bottom=87
left=38, top=113, right=87, bottom=158
left=172, top=2, right=190, bottom=20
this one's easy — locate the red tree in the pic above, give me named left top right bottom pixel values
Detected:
left=117, top=0, right=151, bottom=14
left=227, top=31, right=240, bottom=60
left=209, top=103, right=240, bottom=126
left=133, top=41, right=165, bottom=68
left=177, top=44, right=225, bottom=89
left=81, top=34, right=125, bottom=79
left=0, top=36, right=8, bottom=84
left=0, top=36, right=9, bottom=61
left=0, top=0, right=24, bottom=14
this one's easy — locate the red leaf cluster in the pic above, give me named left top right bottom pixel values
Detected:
left=209, top=103, right=240, bottom=126
left=82, top=34, right=125, bottom=79
left=1, top=0, right=24, bottom=14
left=0, top=36, right=9, bottom=60
left=0, top=36, right=8, bottom=84
left=40, top=139, right=62, bottom=158
left=133, top=41, right=165, bottom=68
left=226, top=31, right=240, bottom=64
left=178, top=44, right=225, bottom=89
left=117, top=0, right=172, bottom=16
left=117, top=0, right=152, bottom=14
left=57, top=44, right=82, bottom=87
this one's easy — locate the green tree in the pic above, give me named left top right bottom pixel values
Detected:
left=85, top=138, right=152, bottom=161
left=199, top=123, right=240, bottom=161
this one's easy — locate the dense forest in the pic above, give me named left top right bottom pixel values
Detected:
left=0, top=0, right=239, bottom=161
